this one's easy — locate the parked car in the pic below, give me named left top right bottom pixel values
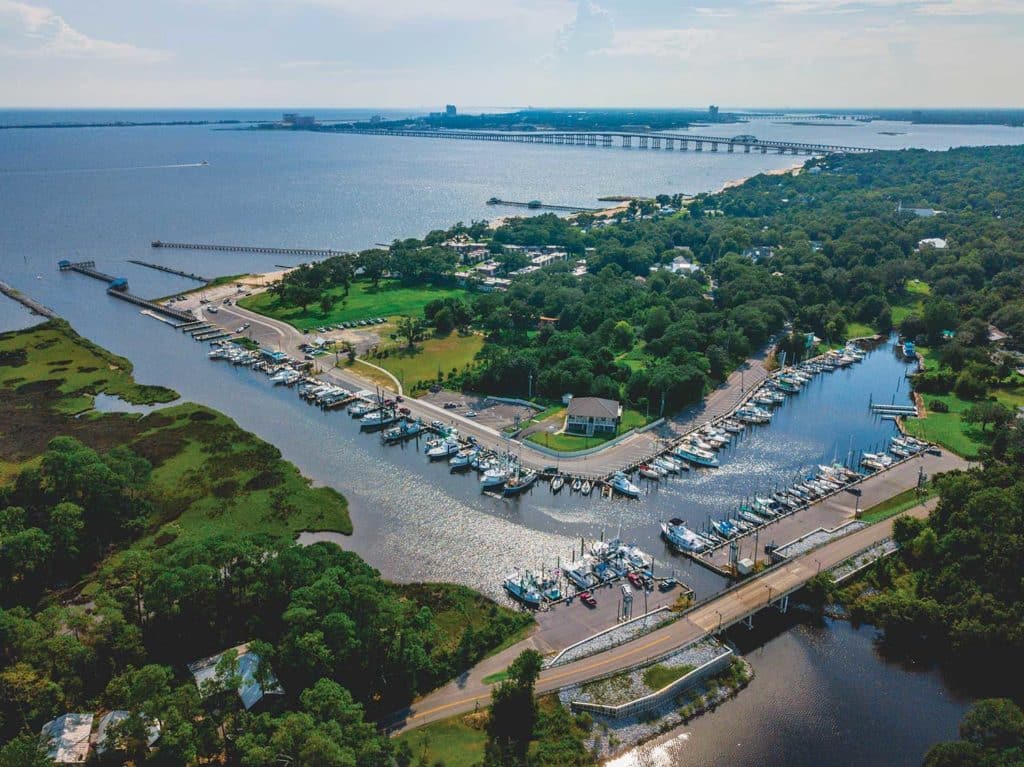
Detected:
left=926, top=447, right=942, bottom=456
left=579, top=591, right=597, bottom=607
left=398, top=407, right=411, bottom=415
left=443, top=402, right=458, bottom=409
left=627, top=572, right=643, bottom=587
left=465, top=410, right=478, bottom=418
left=658, top=577, right=678, bottom=593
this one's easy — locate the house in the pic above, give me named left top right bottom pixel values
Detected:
left=917, top=237, right=948, bottom=250
left=93, top=711, right=160, bottom=756
left=742, top=246, right=774, bottom=262
left=40, top=713, right=93, bottom=765
left=538, top=316, right=558, bottom=329
left=564, top=396, right=622, bottom=437
left=653, top=255, right=701, bottom=275
left=987, top=325, right=1010, bottom=344
left=188, top=642, right=284, bottom=711
left=478, top=277, right=511, bottom=292
left=474, top=260, right=501, bottom=278
left=531, top=251, right=568, bottom=268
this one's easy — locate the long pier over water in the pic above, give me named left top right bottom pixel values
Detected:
left=58, top=260, right=196, bottom=322
left=351, top=128, right=876, bottom=156
left=152, top=240, right=346, bottom=259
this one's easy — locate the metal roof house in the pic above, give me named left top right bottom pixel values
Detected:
left=188, top=642, right=284, bottom=711
left=93, top=710, right=161, bottom=756
left=40, top=713, right=93, bottom=765
left=564, top=396, right=622, bottom=437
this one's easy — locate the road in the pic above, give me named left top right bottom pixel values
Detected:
left=385, top=500, right=937, bottom=734
left=198, top=302, right=767, bottom=478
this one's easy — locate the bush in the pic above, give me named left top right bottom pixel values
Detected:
left=954, top=371, right=987, bottom=400
left=929, top=399, right=950, bottom=413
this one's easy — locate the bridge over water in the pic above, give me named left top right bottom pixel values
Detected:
left=351, top=128, right=876, bottom=156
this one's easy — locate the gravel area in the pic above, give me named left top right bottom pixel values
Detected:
left=549, top=609, right=675, bottom=667
left=773, top=520, right=866, bottom=560
left=560, top=638, right=727, bottom=707
left=829, top=537, right=899, bottom=582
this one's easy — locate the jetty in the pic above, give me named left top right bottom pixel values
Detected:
left=127, top=259, right=209, bottom=283
left=0, top=280, right=58, bottom=319
left=151, top=240, right=347, bottom=259
left=486, top=198, right=601, bottom=213
left=58, top=260, right=196, bottom=323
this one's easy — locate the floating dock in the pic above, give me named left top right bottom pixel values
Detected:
left=127, top=259, right=209, bottom=283
left=485, top=198, right=601, bottom=213
left=151, top=240, right=346, bottom=259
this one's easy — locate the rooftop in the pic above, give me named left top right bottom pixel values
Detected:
left=566, top=396, right=621, bottom=419
left=41, top=713, right=93, bottom=764
left=188, top=642, right=283, bottom=710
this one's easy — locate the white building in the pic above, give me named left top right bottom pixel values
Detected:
left=188, top=642, right=283, bottom=711
left=917, top=237, right=948, bottom=250
left=40, top=713, right=93, bottom=765
left=564, top=397, right=622, bottom=437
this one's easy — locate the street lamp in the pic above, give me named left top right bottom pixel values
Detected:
left=715, top=609, right=723, bottom=632
left=765, top=584, right=774, bottom=604
left=814, top=558, right=822, bottom=575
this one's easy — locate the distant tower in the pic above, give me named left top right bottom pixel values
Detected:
left=445, top=104, right=457, bottom=117
left=708, top=104, right=720, bottom=119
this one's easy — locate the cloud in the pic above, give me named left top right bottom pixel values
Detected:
left=553, top=0, right=615, bottom=58
left=759, top=0, right=1024, bottom=14
left=598, top=28, right=716, bottom=60
left=0, top=0, right=168, bottom=61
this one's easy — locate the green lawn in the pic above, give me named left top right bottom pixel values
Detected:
left=860, top=486, right=937, bottom=523
left=238, top=279, right=468, bottom=330
left=890, top=280, right=930, bottom=326
left=642, top=663, right=695, bottom=691
left=844, top=321, right=876, bottom=340
left=906, top=384, right=1024, bottom=459
left=525, top=408, right=648, bottom=452
left=394, top=715, right=486, bottom=767
left=373, top=333, right=484, bottom=392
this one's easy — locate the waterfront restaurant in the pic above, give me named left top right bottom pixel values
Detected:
left=564, top=396, right=622, bottom=437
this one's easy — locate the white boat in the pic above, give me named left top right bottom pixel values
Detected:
left=673, top=444, right=719, bottom=468
left=427, top=438, right=460, bottom=460
left=654, top=456, right=681, bottom=474
left=580, top=480, right=593, bottom=495
left=609, top=472, right=640, bottom=498
left=550, top=475, right=565, bottom=493
left=639, top=465, right=661, bottom=480
left=449, top=449, right=476, bottom=470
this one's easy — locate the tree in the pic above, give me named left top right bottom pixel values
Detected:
left=924, top=699, right=1024, bottom=766
left=0, top=735, right=51, bottom=767
left=611, top=320, right=635, bottom=350
left=397, top=316, right=421, bottom=350
left=963, top=401, right=1012, bottom=432
left=484, top=650, right=543, bottom=767
left=319, top=292, right=334, bottom=316
left=48, top=501, right=84, bottom=559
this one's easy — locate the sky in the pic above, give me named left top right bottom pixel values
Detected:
left=0, top=0, right=1022, bottom=109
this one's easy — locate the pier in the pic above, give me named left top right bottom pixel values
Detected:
left=0, top=280, right=58, bottom=319
left=58, top=260, right=196, bottom=323
left=486, top=198, right=601, bottom=213
left=151, top=240, right=347, bottom=259
left=128, top=259, right=209, bottom=283
left=351, top=128, right=876, bottom=156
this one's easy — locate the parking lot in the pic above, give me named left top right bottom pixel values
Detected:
left=420, top=389, right=538, bottom=431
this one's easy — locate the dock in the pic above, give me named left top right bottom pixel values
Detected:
left=127, top=259, right=209, bottom=283
left=485, top=198, right=601, bottom=213
left=151, top=240, right=347, bottom=259
left=0, top=279, right=58, bottom=319
left=58, top=260, right=196, bottom=323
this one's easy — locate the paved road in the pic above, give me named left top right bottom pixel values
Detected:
left=703, top=447, right=968, bottom=569
left=199, top=303, right=760, bottom=478
left=386, top=500, right=937, bottom=734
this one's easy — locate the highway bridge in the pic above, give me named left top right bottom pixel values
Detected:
left=350, top=128, right=876, bottom=156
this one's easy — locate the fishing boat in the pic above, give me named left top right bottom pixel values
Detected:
left=562, top=562, right=592, bottom=590
left=710, top=519, right=738, bottom=539
left=550, top=475, right=565, bottom=493
left=480, top=465, right=508, bottom=489
left=348, top=401, right=372, bottom=417
left=503, top=572, right=542, bottom=608
left=427, top=438, right=460, bottom=460
left=580, top=479, right=593, bottom=495
left=503, top=469, right=538, bottom=496
left=673, top=444, right=720, bottom=468
left=619, top=543, right=651, bottom=570
left=571, top=478, right=583, bottom=492
left=609, top=472, right=641, bottom=498
left=359, top=410, right=398, bottom=431
left=449, top=449, right=476, bottom=471
left=661, top=520, right=707, bottom=553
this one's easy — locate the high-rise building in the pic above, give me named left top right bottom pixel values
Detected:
left=445, top=104, right=457, bottom=117
left=709, top=105, right=720, bottom=118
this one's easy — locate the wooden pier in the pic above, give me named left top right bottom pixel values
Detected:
left=486, top=198, right=601, bottom=213
left=151, top=240, right=347, bottom=259
left=0, top=280, right=58, bottom=319
left=128, top=259, right=209, bottom=283
left=58, top=260, right=196, bottom=323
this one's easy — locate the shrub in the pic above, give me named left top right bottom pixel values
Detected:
left=929, top=399, right=950, bottom=413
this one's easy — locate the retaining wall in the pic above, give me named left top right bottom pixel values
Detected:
left=570, top=648, right=734, bottom=719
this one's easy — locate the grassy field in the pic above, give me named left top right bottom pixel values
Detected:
left=904, top=393, right=989, bottom=458
left=844, top=321, right=876, bottom=340
left=394, top=715, right=487, bottom=767
left=374, top=333, right=484, bottom=392
left=525, top=407, right=648, bottom=451
left=0, top=321, right=352, bottom=580
left=239, top=279, right=468, bottom=330
left=860, top=485, right=937, bottom=523
left=642, top=663, right=695, bottom=691
left=891, top=279, right=931, bottom=325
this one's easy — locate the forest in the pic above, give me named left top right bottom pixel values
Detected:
left=0, top=322, right=533, bottom=766
left=264, top=144, right=1024, bottom=420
